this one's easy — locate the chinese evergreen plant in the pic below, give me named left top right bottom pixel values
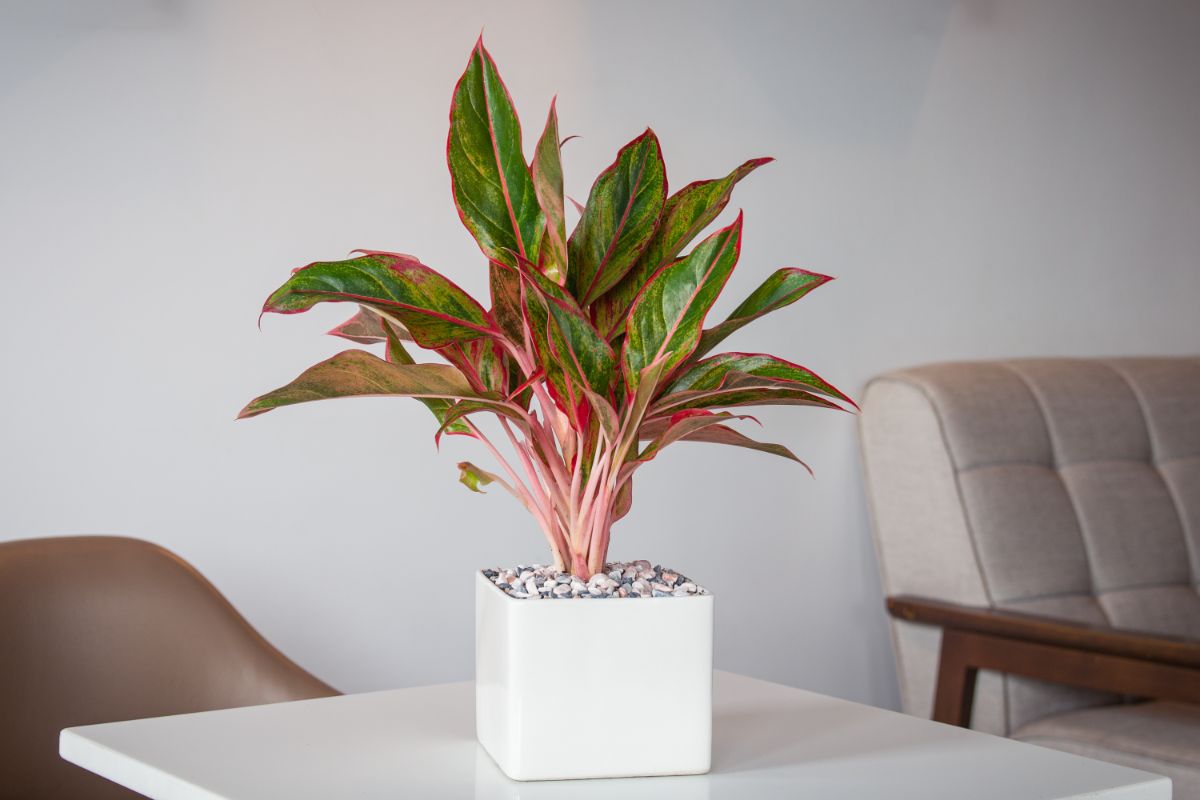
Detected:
left=240, top=38, right=853, bottom=579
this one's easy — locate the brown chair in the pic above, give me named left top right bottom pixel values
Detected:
left=0, top=535, right=338, bottom=799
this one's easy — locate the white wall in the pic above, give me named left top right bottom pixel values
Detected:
left=2, top=0, right=1198, bottom=707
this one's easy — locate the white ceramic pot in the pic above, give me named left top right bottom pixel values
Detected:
left=474, top=570, right=714, bottom=781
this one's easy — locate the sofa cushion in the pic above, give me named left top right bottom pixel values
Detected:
left=862, top=357, right=1200, bottom=733
left=1013, top=701, right=1200, bottom=798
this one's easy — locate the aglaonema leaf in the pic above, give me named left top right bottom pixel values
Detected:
left=649, top=372, right=846, bottom=417
left=327, top=306, right=413, bottom=344
left=531, top=99, right=567, bottom=283
left=638, top=416, right=809, bottom=471
left=447, top=37, right=542, bottom=266
left=262, top=253, right=495, bottom=350
left=594, top=157, right=771, bottom=337
left=665, top=352, right=855, bottom=408
left=458, top=461, right=497, bottom=493
left=381, top=316, right=469, bottom=436
left=621, top=215, right=742, bottom=393
left=435, top=398, right=531, bottom=446
left=567, top=129, right=666, bottom=306
left=635, top=409, right=753, bottom=464
left=692, top=268, right=832, bottom=360
left=521, top=273, right=617, bottom=426
left=237, top=350, right=487, bottom=419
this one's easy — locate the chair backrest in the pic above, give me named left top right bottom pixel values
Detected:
left=0, top=536, right=337, bottom=799
left=860, top=357, right=1200, bottom=735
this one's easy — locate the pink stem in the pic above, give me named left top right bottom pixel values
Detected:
left=573, top=445, right=610, bottom=556
left=466, top=419, right=565, bottom=568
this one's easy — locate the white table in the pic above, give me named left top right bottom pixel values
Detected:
left=60, top=671, right=1170, bottom=799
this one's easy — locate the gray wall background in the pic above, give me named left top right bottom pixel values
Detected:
left=2, top=0, right=1198, bottom=707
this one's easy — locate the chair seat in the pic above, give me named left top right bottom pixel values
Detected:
left=1013, top=701, right=1200, bottom=797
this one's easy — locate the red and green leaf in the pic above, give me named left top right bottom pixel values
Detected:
left=447, top=37, right=542, bottom=266
left=635, top=409, right=752, bottom=464
left=327, top=306, right=414, bottom=345
left=531, top=100, right=567, bottom=283
left=262, top=253, right=495, bottom=350
left=621, top=215, right=742, bottom=392
left=237, top=350, right=486, bottom=419
left=381, top=316, right=469, bottom=436
left=649, top=372, right=845, bottom=417
left=567, top=129, right=666, bottom=306
left=594, top=157, right=770, bottom=337
left=458, top=461, right=498, bottom=493
left=692, top=268, right=832, bottom=360
left=522, top=274, right=617, bottom=425
left=639, top=416, right=808, bottom=469
left=434, top=398, right=531, bottom=446
left=666, top=352, right=855, bottom=407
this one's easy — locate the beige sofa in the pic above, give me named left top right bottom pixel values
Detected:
left=860, top=357, right=1200, bottom=796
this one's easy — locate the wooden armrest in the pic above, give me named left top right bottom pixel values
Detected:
left=885, top=594, right=1200, bottom=727
left=887, top=595, right=1200, bottom=668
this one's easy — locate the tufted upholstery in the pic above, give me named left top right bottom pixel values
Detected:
left=860, top=357, right=1200, bottom=735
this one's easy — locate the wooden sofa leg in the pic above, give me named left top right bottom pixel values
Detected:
left=932, top=629, right=978, bottom=727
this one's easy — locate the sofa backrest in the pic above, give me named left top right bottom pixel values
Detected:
left=860, top=357, right=1200, bottom=734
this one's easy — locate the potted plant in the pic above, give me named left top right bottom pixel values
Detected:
left=240, top=37, right=852, bottom=781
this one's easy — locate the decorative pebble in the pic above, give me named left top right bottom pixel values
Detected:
left=484, top=562, right=709, bottom=600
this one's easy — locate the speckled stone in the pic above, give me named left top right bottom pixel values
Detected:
left=481, top=562, right=709, bottom=600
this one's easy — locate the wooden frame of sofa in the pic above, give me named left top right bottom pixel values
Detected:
left=887, top=595, right=1200, bottom=727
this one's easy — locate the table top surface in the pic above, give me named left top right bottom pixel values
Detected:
left=60, top=671, right=1169, bottom=800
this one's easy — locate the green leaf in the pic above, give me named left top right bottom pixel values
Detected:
left=649, top=373, right=845, bottom=417
left=692, top=268, right=832, bottom=360
left=621, top=215, right=742, bottom=393
left=469, top=338, right=511, bottom=395
left=522, top=274, right=617, bottom=423
left=488, top=265, right=525, bottom=344
left=435, top=398, right=530, bottom=445
left=263, top=254, right=495, bottom=350
left=582, top=386, right=620, bottom=444
left=666, top=352, right=855, bottom=407
left=636, top=409, right=751, bottom=464
left=531, top=99, right=567, bottom=282
left=594, top=157, right=771, bottom=337
left=567, top=129, right=666, bottom=306
left=638, top=417, right=808, bottom=470
left=615, top=355, right=672, bottom=459
left=237, top=350, right=484, bottom=419
left=447, top=37, right=542, bottom=266
left=380, top=318, right=470, bottom=436
left=457, top=461, right=496, bottom=493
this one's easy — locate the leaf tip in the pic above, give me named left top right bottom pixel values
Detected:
left=235, top=403, right=260, bottom=420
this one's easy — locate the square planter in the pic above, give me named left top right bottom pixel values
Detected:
left=475, top=570, right=714, bottom=781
